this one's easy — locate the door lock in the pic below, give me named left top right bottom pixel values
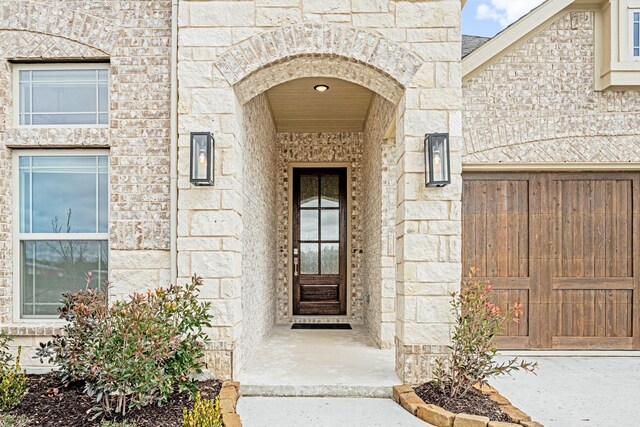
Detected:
left=293, top=256, right=299, bottom=277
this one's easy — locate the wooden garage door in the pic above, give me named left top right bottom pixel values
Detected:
left=463, top=172, right=640, bottom=350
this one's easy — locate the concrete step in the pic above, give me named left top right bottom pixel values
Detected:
left=240, top=384, right=392, bottom=398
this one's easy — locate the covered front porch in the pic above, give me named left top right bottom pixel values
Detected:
left=177, top=23, right=463, bottom=385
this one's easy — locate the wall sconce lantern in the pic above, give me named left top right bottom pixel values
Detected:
left=424, top=133, right=451, bottom=187
left=190, top=132, right=215, bottom=186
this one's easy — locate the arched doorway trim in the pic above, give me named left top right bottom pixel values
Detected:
left=214, top=23, right=422, bottom=93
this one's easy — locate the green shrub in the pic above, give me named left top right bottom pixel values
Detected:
left=433, top=270, right=537, bottom=399
left=0, top=332, right=27, bottom=411
left=39, top=275, right=212, bottom=418
left=183, top=393, right=222, bottom=427
left=35, top=273, right=108, bottom=384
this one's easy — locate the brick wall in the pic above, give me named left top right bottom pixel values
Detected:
left=0, top=0, right=172, bottom=369
left=463, top=11, right=640, bottom=163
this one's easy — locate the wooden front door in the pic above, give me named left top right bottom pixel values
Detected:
left=292, top=168, right=347, bottom=315
left=463, top=172, right=640, bottom=350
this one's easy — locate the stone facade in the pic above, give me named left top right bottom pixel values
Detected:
left=362, top=94, right=397, bottom=349
left=178, top=0, right=462, bottom=381
left=463, top=11, right=640, bottom=164
left=238, top=93, right=278, bottom=371
left=0, top=0, right=172, bottom=369
left=1, top=0, right=464, bottom=383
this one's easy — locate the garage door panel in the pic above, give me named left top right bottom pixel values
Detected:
left=463, top=178, right=529, bottom=279
left=462, top=176, right=531, bottom=347
left=549, top=176, right=635, bottom=348
left=551, top=289, right=632, bottom=338
left=551, top=178, right=633, bottom=279
left=487, top=289, right=529, bottom=337
left=463, top=172, right=639, bottom=350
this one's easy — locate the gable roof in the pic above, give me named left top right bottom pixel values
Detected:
left=462, top=35, right=491, bottom=58
left=462, top=0, right=575, bottom=81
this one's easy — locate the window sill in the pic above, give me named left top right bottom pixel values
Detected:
left=5, top=127, right=110, bottom=148
left=1, top=322, right=65, bottom=337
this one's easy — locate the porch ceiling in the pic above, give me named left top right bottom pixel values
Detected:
left=266, top=77, right=374, bottom=133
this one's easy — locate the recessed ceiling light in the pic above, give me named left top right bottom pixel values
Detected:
left=314, top=84, right=329, bottom=92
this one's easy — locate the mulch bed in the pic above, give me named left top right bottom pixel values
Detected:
left=10, top=374, right=221, bottom=427
left=414, top=382, right=514, bottom=422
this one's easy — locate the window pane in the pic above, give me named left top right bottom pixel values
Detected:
left=32, top=83, right=97, bottom=113
left=321, top=243, right=339, bottom=275
left=98, top=170, right=108, bottom=233
left=18, top=68, right=108, bottom=126
left=19, top=166, right=31, bottom=233
left=99, top=83, right=108, bottom=112
left=19, top=82, right=30, bottom=114
left=21, top=240, right=107, bottom=317
left=32, top=69, right=97, bottom=82
left=32, top=113, right=97, bottom=125
left=20, top=156, right=108, bottom=234
left=320, top=175, right=339, bottom=207
left=635, top=21, right=639, bottom=55
left=300, top=243, right=318, bottom=275
left=321, top=210, right=339, bottom=241
left=300, top=176, right=318, bottom=207
left=300, top=210, right=318, bottom=240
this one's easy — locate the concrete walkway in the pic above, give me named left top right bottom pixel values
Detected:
left=491, top=356, right=640, bottom=427
left=237, top=397, right=430, bottom=427
left=236, top=325, right=398, bottom=397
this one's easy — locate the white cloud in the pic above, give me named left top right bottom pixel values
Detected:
left=476, top=0, right=545, bottom=27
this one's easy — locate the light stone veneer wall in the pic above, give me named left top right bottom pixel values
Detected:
left=463, top=11, right=640, bottom=163
left=275, top=132, right=364, bottom=324
left=179, top=0, right=462, bottom=383
left=361, top=94, right=397, bottom=349
left=238, top=93, right=278, bottom=371
left=0, top=0, right=172, bottom=369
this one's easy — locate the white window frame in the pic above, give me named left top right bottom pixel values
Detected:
left=12, top=149, right=110, bottom=322
left=12, top=63, right=110, bottom=129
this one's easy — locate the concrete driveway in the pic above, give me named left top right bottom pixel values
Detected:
left=491, top=356, right=640, bottom=427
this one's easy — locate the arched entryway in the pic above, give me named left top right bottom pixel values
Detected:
left=177, top=21, right=463, bottom=386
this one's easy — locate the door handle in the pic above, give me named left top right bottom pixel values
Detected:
left=293, top=256, right=299, bottom=277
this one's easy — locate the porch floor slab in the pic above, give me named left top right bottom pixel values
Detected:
left=236, top=325, right=398, bottom=398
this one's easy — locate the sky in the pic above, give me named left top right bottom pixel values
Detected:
left=462, top=0, right=545, bottom=37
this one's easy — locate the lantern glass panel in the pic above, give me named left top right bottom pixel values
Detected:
left=431, top=136, right=448, bottom=183
left=191, top=134, right=209, bottom=181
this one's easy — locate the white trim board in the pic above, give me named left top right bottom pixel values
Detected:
left=499, top=350, right=640, bottom=357
left=463, top=162, right=640, bottom=171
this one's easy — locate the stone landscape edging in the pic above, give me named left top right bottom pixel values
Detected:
left=392, top=384, right=544, bottom=427
left=220, top=380, right=242, bottom=427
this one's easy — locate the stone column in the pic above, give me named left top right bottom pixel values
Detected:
left=176, top=1, right=253, bottom=379
left=394, top=0, right=463, bottom=384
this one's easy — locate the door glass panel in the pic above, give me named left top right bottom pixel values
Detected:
left=321, top=243, right=339, bottom=274
left=321, top=210, right=339, bottom=241
left=320, top=175, right=339, bottom=207
left=300, top=176, right=319, bottom=207
left=300, top=210, right=318, bottom=240
left=300, top=243, right=319, bottom=274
